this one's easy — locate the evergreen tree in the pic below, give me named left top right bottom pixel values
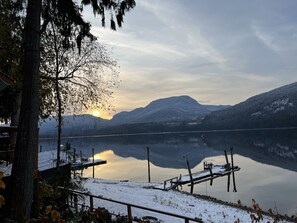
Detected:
left=8, top=0, right=135, bottom=221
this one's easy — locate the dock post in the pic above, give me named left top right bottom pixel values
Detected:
left=92, top=148, right=95, bottom=178
left=147, top=147, right=151, bottom=183
left=224, top=150, right=229, bottom=166
left=185, top=158, right=194, bottom=194
left=230, top=147, right=237, bottom=192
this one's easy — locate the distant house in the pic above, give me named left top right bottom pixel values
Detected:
left=0, top=71, right=13, bottom=91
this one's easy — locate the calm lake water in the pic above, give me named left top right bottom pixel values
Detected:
left=39, top=129, right=297, bottom=215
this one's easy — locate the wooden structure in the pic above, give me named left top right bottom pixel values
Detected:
left=157, top=148, right=240, bottom=193
left=71, top=159, right=107, bottom=170
left=70, top=147, right=107, bottom=171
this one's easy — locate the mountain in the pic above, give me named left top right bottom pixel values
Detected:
left=39, top=82, right=297, bottom=137
left=39, top=96, right=229, bottom=137
left=201, top=82, right=297, bottom=129
left=109, top=95, right=229, bottom=125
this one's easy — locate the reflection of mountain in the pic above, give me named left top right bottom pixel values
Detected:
left=39, top=134, right=221, bottom=169
left=202, top=129, right=297, bottom=172
left=39, top=130, right=297, bottom=171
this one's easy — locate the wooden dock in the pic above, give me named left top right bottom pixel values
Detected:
left=71, top=159, right=107, bottom=170
left=156, top=148, right=240, bottom=193
left=159, top=164, right=240, bottom=190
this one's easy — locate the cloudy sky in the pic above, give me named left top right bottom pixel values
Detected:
left=84, top=0, right=297, bottom=118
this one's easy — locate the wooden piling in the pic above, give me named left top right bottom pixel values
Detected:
left=147, top=147, right=151, bottom=183
left=185, top=158, right=194, bottom=194
left=230, top=147, right=237, bottom=192
left=92, top=148, right=95, bottom=178
left=224, top=150, right=229, bottom=166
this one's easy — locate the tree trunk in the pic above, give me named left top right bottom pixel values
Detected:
left=53, top=25, right=62, bottom=171
left=56, top=73, right=62, bottom=170
left=9, top=0, right=41, bottom=221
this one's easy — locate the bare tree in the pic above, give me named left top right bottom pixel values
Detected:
left=40, top=22, right=119, bottom=169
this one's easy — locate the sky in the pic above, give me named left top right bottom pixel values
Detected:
left=83, top=0, right=297, bottom=118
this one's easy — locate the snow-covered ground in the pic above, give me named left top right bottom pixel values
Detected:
left=81, top=178, right=290, bottom=223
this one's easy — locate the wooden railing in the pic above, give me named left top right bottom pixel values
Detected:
left=58, top=186, right=204, bottom=223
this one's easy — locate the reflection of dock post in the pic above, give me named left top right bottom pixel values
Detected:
left=225, top=150, right=231, bottom=192
left=92, top=148, right=95, bottom=178
left=209, top=167, right=213, bottom=186
left=147, top=147, right=151, bottom=183
left=185, top=158, right=194, bottom=194
left=227, top=173, right=230, bottom=192
left=230, top=147, right=237, bottom=192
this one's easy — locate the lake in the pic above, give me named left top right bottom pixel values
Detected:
left=39, top=129, right=297, bottom=216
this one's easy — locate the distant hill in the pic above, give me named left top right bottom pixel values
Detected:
left=39, top=114, right=108, bottom=137
left=39, top=96, right=229, bottom=137
left=109, top=95, right=229, bottom=125
left=39, top=83, right=297, bottom=137
left=201, top=82, right=297, bottom=129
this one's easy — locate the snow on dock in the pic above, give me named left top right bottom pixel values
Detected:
left=156, top=149, right=241, bottom=192
left=0, top=150, right=107, bottom=176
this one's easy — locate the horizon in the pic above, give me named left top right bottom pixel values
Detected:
left=82, top=1, right=297, bottom=119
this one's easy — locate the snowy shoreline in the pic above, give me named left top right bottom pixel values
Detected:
left=80, top=178, right=292, bottom=223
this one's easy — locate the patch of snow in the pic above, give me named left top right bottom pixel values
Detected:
left=273, top=106, right=285, bottom=113
left=263, top=98, right=293, bottom=114
left=251, top=111, right=262, bottom=116
left=253, top=142, right=265, bottom=147
left=268, top=145, right=295, bottom=159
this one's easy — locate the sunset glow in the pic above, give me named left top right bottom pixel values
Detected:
left=92, top=110, right=100, bottom=117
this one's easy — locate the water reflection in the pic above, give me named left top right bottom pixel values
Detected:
left=40, top=129, right=297, bottom=171
left=39, top=129, right=297, bottom=215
